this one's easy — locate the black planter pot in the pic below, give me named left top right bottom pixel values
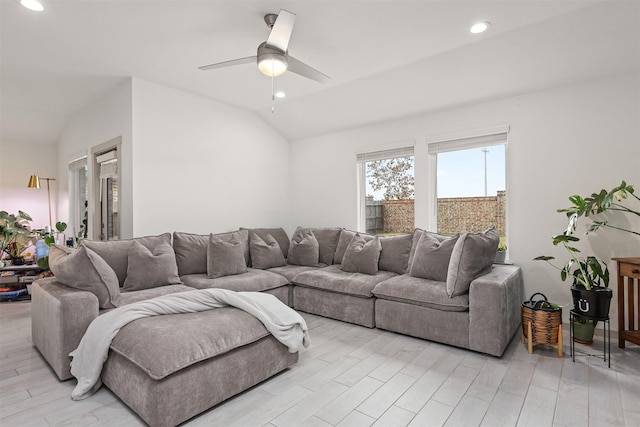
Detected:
left=571, top=285, right=613, bottom=319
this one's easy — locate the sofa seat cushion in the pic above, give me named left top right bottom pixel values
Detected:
left=180, top=268, right=288, bottom=292
left=372, top=274, right=469, bottom=312
left=292, top=265, right=396, bottom=298
left=109, top=307, right=271, bottom=380
left=266, top=264, right=322, bottom=282
left=116, top=285, right=194, bottom=307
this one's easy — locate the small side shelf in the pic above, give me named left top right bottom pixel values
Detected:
left=569, top=310, right=610, bottom=368
left=613, top=257, right=640, bottom=349
left=0, top=264, right=46, bottom=301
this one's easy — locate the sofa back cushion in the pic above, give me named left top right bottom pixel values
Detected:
left=173, top=230, right=249, bottom=276
left=80, top=233, right=171, bottom=286
left=49, top=244, right=120, bottom=308
left=249, top=233, right=287, bottom=270
left=308, top=227, right=342, bottom=265
left=446, top=227, right=499, bottom=297
left=123, top=241, right=182, bottom=291
left=378, top=233, right=413, bottom=274
left=409, top=232, right=459, bottom=281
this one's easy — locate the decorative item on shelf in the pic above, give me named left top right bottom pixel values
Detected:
left=535, top=180, right=638, bottom=344
left=521, top=292, right=563, bottom=357
left=494, top=243, right=507, bottom=263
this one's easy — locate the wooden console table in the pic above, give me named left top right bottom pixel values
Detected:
left=613, top=257, right=640, bottom=348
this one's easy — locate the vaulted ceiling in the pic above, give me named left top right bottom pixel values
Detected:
left=1, top=0, right=638, bottom=145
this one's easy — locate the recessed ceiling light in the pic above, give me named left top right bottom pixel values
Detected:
left=19, top=0, right=44, bottom=11
left=470, top=21, right=490, bottom=34
left=275, top=91, right=286, bottom=99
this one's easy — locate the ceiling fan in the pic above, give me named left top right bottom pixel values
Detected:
left=198, top=10, right=330, bottom=84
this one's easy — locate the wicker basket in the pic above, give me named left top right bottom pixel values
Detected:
left=521, top=292, right=563, bottom=357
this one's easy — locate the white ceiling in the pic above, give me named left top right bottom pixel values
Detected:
left=1, top=0, right=638, bottom=145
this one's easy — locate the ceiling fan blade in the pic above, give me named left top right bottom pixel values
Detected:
left=288, top=56, right=330, bottom=84
left=198, top=56, right=256, bottom=71
left=266, top=10, right=296, bottom=52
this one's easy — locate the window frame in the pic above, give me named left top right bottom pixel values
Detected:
left=356, top=142, right=415, bottom=233
left=426, top=125, right=509, bottom=249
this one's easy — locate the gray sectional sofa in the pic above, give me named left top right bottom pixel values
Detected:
left=31, top=225, right=523, bottom=426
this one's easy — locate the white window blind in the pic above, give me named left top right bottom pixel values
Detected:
left=68, top=156, right=88, bottom=171
left=427, top=126, right=509, bottom=154
left=357, top=146, right=414, bottom=163
left=99, top=161, right=117, bottom=179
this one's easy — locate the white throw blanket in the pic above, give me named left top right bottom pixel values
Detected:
left=69, top=288, right=310, bottom=400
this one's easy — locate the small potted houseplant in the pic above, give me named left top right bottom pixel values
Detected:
left=535, top=213, right=611, bottom=343
left=1, top=211, right=35, bottom=266
left=495, top=243, right=507, bottom=263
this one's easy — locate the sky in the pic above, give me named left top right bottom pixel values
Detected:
left=437, top=145, right=506, bottom=198
left=365, top=145, right=506, bottom=200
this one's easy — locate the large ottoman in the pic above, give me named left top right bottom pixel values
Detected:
left=101, top=306, right=299, bottom=427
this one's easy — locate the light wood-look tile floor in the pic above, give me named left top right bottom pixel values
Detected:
left=1, top=300, right=639, bottom=426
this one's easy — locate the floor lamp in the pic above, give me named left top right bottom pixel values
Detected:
left=27, top=175, right=55, bottom=232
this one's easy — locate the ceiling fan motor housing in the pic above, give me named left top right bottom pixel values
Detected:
left=257, top=41, right=288, bottom=76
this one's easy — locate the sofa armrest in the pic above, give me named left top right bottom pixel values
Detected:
left=31, top=278, right=99, bottom=380
left=468, top=265, right=523, bottom=356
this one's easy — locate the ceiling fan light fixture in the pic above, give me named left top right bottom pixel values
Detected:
left=19, top=0, right=44, bottom=11
left=258, top=54, right=288, bottom=77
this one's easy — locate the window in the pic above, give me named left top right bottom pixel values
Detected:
left=357, top=145, right=414, bottom=235
left=94, top=146, right=120, bottom=241
left=68, top=156, right=88, bottom=242
left=428, top=127, right=508, bottom=246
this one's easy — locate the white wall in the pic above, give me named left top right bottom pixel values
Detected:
left=0, top=139, right=58, bottom=230
left=290, top=72, right=640, bottom=329
left=130, top=79, right=291, bottom=236
left=57, top=79, right=133, bottom=239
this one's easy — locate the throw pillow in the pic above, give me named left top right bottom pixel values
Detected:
left=249, top=233, right=286, bottom=269
left=207, top=233, right=248, bottom=279
left=80, top=233, right=172, bottom=286
left=333, top=229, right=374, bottom=264
left=49, top=244, right=120, bottom=309
left=287, top=227, right=320, bottom=267
left=379, top=233, right=413, bottom=274
left=409, top=232, right=459, bottom=281
left=340, top=234, right=382, bottom=275
left=408, top=228, right=452, bottom=268
left=174, top=229, right=249, bottom=276
left=446, top=227, right=500, bottom=297
left=123, top=241, right=182, bottom=291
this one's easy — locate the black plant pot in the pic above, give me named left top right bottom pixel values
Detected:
left=571, top=285, right=613, bottom=319
left=11, top=256, right=25, bottom=266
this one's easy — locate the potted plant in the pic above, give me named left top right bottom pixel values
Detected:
left=535, top=213, right=613, bottom=344
left=495, top=243, right=507, bottom=263
left=0, top=211, right=35, bottom=266
left=535, top=181, right=639, bottom=343
left=34, top=221, right=67, bottom=269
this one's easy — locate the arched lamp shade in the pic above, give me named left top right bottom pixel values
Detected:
left=28, top=175, right=41, bottom=189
